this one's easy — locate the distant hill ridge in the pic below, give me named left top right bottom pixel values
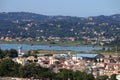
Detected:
left=0, top=12, right=120, bottom=20
left=0, top=12, right=120, bottom=42
left=0, top=12, right=49, bottom=21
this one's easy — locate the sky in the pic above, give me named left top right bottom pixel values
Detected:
left=0, top=0, right=120, bottom=17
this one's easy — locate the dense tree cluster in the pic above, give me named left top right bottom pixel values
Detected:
left=0, top=49, right=18, bottom=58
left=105, top=37, right=120, bottom=52
left=106, top=37, right=120, bottom=46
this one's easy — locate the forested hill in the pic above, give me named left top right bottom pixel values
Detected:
left=0, top=12, right=49, bottom=21
left=0, top=12, right=83, bottom=21
left=0, top=12, right=120, bottom=43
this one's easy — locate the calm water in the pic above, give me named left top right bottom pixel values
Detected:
left=0, top=44, right=101, bottom=51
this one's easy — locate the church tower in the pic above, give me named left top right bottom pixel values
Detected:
left=18, top=46, right=22, bottom=57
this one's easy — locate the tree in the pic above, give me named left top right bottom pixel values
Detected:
left=96, top=75, right=108, bottom=80
left=102, top=47, right=106, bottom=51
left=55, top=69, right=69, bottom=80
left=107, top=48, right=111, bottom=52
left=117, top=55, right=120, bottom=61
left=55, top=69, right=95, bottom=80
left=110, top=74, right=117, bottom=80
left=74, top=71, right=94, bottom=80
left=86, top=73, right=95, bottom=80
left=0, top=58, right=21, bottom=76
left=3, top=49, right=9, bottom=57
left=19, top=62, right=51, bottom=78
left=19, top=63, right=36, bottom=78
left=0, top=49, right=5, bottom=58
left=0, top=49, right=18, bottom=59
left=9, top=49, right=18, bottom=58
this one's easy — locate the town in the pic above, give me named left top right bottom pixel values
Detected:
left=0, top=45, right=119, bottom=80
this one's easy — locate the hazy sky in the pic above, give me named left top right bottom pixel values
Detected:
left=0, top=0, right=120, bottom=17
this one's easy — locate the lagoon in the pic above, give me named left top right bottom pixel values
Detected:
left=0, top=44, right=101, bottom=51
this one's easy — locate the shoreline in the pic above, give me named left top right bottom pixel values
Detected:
left=0, top=41, right=100, bottom=47
left=0, top=42, right=118, bottom=55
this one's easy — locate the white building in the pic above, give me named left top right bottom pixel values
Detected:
left=18, top=46, right=24, bottom=57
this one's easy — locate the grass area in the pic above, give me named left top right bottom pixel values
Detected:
left=35, top=50, right=119, bottom=57
left=93, top=50, right=120, bottom=56
left=0, top=40, right=88, bottom=46
left=36, top=50, right=76, bottom=54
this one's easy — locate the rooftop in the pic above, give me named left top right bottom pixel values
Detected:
left=72, top=53, right=103, bottom=58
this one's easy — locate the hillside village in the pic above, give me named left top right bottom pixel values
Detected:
left=0, top=12, right=120, bottom=45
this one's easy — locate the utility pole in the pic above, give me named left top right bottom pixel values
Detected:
left=116, top=46, right=117, bottom=53
left=115, top=37, right=118, bottom=56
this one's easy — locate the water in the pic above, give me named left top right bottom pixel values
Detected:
left=0, top=44, right=101, bottom=51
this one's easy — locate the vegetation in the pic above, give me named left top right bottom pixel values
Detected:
left=96, top=75, right=108, bottom=80
left=0, top=41, right=86, bottom=46
left=110, top=74, right=117, bottom=80
left=93, top=41, right=120, bottom=55
left=0, top=58, right=118, bottom=80
left=106, top=37, right=120, bottom=46
left=0, top=12, right=120, bottom=42
left=0, top=49, right=18, bottom=58
left=96, top=75, right=117, bottom=80
left=0, top=49, right=118, bottom=80
left=0, top=58, right=95, bottom=80
left=0, top=12, right=120, bottom=79
left=36, top=50, right=76, bottom=54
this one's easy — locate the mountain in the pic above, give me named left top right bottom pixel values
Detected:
left=0, top=12, right=120, bottom=43
left=0, top=12, right=49, bottom=21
